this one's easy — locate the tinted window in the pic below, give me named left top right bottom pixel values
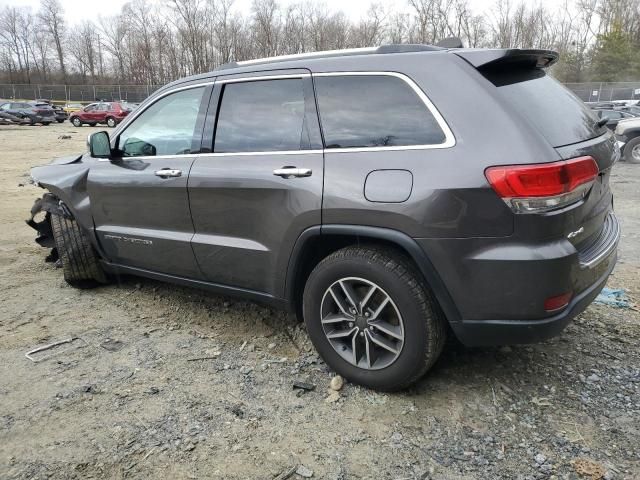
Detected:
left=314, top=75, right=446, bottom=149
left=214, top=79, right=308, bottom=153
left=118, top=86, right=205, bottom=157
left=487, top=69, right=602, bottom=147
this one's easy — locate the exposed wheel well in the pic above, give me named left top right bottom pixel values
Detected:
left=288, top=232, right=443, bottom=323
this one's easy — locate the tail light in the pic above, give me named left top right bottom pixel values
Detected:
left=485, top=156, right=599, bottom=213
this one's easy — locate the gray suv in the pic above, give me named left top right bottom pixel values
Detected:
left=28, top=45, right=620, bottom=391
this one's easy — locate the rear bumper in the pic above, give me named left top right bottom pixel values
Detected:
left=448, top=250, right=616, bottom=346
left=416, top=212, right=620, bottom=346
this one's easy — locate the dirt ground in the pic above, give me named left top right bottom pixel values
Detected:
left=0, top=122, right=638, bottom=480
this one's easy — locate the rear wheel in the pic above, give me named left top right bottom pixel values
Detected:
left=623, top=136, right=640, bottom=164
left=303, top=246, right=446, bottom=391
left=57, top=119, right=64, bottom=123
left=71, top=117, right=82, bottom=127
left=41, top=122, right=51, bottom=126
left=50, top=212, right=108, bottom=288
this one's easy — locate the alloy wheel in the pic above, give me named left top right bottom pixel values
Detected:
left=320, top=277, right=404, bottom=370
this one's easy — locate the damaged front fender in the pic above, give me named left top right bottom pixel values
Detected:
left=30, top=154, right=93, bottom=233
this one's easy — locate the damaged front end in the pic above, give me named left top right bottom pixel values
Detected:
left=26, top=193, right=73, bottom=263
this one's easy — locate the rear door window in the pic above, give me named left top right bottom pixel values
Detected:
left=214, top=78, right=309, bottom=153
left=486, top=69, right=602, bottom=147
left=313, top=74, right=447, bottom=149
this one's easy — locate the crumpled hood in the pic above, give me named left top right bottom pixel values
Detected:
left=49, top=153, right=83, bottom=165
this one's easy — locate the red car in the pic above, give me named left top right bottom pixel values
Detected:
left=69, top=102, right=130, bottom=128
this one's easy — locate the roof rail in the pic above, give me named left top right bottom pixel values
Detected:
left=221, top=44, right=444, bottom=69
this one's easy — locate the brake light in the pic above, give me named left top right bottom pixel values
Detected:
left=485, top=157, right=599, bottom=213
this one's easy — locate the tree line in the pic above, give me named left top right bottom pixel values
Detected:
left=1, top=0, right=639, bottom=86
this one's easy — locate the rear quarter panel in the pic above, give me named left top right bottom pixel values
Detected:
left=314, top=52, right=561, bottom=238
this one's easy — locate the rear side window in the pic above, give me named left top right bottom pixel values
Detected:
left=214, top=79, right=309, bottom=153
left=486, top=69, right=602, bottom=147
left=314, top=75, right=446, bottom=149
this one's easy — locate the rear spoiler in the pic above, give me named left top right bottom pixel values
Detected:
left=454, top=49, right=559, bottom=70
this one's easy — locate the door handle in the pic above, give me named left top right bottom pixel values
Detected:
left=273, top=167, right=312, bottom=178
left=155, top=168, right=182, bottom=178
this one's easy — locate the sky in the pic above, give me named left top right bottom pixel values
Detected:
left=0, top=0, right=563, bottom=25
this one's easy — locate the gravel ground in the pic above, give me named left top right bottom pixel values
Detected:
left=0, top=122, right=639, bottom=480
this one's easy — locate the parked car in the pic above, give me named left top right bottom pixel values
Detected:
left=618, top=105, right=640, bottom=116
left=0, top=101, right=50, bottom=125
left=28, top=45, right=620, bottom=391
left=614, top=117, right=640, bottom=163
left=69, top=102, right=131, bottom=128
left=591, top=109, right=636, bottom=130
left=30, top=101, right=68, bottom=123
left=0, top=110, right=25, bottom=124
left=64, top=103, right=84, bottom=114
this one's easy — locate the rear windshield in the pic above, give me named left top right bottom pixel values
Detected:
left=485, top=69, right=603, bottom=147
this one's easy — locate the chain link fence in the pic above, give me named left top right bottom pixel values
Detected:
left=0, top=84, right=161, bottom=104
left=2, top=81, right=640, bottom=105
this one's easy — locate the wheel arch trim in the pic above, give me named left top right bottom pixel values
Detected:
left=284, top=224, right=461, bottom=324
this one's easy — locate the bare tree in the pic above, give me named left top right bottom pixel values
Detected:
left=39, top=0, right=67, bottom=82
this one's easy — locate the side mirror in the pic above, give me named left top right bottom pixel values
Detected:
left=88, top=131, right=112, bottom=158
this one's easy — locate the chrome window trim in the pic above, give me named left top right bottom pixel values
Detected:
left=100, top=149, right=323, bottom=161
left=217, top=73, right=310, bottom=84
left=107, top=70, right=455, bottom=158
left=313, top=71, right=456, bottom=152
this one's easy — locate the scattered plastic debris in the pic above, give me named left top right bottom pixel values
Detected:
left=25, top=337, right=86, bottom=363
left=594, top=288, right=630, bottom=308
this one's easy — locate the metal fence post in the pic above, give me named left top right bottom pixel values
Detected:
left=597, top=82, right=602, bottom=102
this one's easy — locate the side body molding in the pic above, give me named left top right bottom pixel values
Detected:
left=284, top=224, right=461, bottom=325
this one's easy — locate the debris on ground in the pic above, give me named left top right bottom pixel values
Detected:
left=57, top=135, right=72, bottom=140
left=325, top=391, right=340, bottom=403
left=295, top=465, right=314, bottom=478
left=273, top=466, right=297, bottom=480
left=99, top=338, right=124, bottom=352
left=573, top=458, right=607, bottom=479
left=292, top=380, right=316, bottom=392
left=329, top=375, right=344, bottom=391
left=594, top=287, right=631, bottom=308
left=24, top=337, right=85, bottom=363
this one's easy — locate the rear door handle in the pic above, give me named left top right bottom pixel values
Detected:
left=155, top=168, right=182, bottom=178
left=273, top=167, right=312, bottom=178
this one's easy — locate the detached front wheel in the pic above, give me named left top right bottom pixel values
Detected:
left=303, top=246, right=446, bottom=391
left=50, top=213, right=108, bottom=288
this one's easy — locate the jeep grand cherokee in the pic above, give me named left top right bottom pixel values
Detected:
left=28, top=44, right=620, bottom=391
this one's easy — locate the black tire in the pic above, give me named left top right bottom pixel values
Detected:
left=623, top=136, right=640, bottom=164
left=303, top=246, right=446, bottom=391
left=42, top=122, right=51, bottom=126
left=57, top=119, right=64, bottom=123
left=50, top=213, right=108, bottom=288
left=71, top=117, right=82, bottom=127
left=106, top=117, right=117, bottom=128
